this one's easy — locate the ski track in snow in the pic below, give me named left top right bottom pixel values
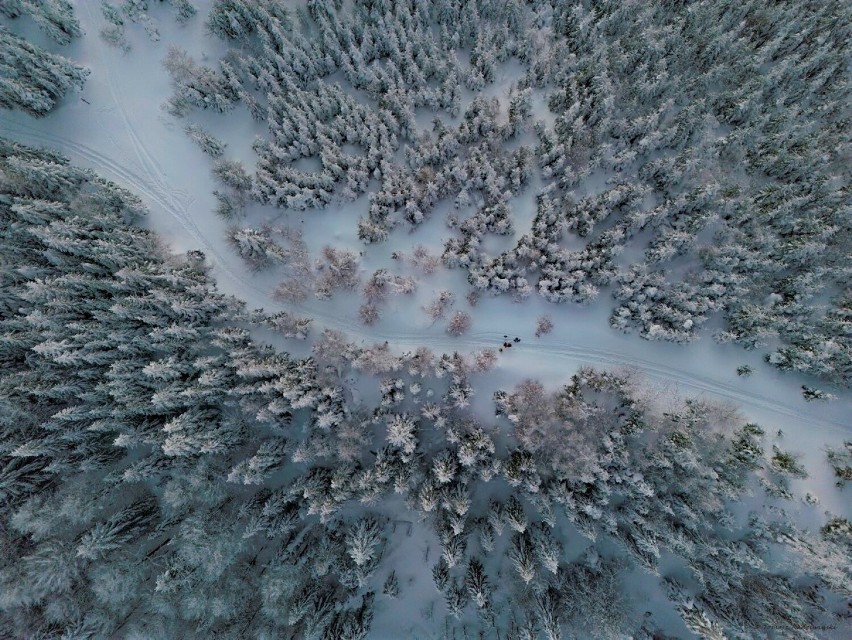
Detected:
left=0, top=8, right=847, bottom=439
left=0, top=117, right=259, bottom=302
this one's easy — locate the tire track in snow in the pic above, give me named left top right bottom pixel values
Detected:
left=0, top=122, right=184, bottom=224
left=78, top=1, right=190, bottom=217
left=278, top=305, right=850, bottom=432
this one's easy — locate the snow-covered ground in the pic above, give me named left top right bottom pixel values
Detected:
left=1, top=2, right=848, bottom=522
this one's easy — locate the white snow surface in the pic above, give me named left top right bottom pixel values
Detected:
left=1, top=0, right=848, bottom=531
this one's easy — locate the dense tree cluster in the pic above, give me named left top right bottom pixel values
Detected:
left=455, top=0, right=850, bottom=384
left=0, top=11, right=87, bottom=117
left=0, top=140, right=370, bottom=638
left=361, top=95, right=535, bottom=241
left=0, top=0, right=80, bottom=46
left=164, top=0, right=533, bottom=225
left=167, top=0, right=851, bottom=386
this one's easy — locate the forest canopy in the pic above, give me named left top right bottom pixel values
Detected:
left=0, top=137, right=849, bottom=639
left=166, top=0, right=851, bottom=386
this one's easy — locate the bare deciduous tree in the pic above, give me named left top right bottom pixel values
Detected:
left=359, top=303, right=380, bottom=326
left=447, top=311, right=472, bottom=336
left=535, top=315, right=554, bottom=337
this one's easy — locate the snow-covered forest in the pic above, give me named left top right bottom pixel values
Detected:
left=0, top=1, right=849, bottom=639
left=163, top=0, right=851, bottom=385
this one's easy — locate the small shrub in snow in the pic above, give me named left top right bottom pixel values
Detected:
left=535, top=315, right=554, bottom=337
left=251, top=310, right=311, bottom=340
left=312, top=329, right=357, bottom=369
left=826, top=442, right=852, bottom=488
left=382, top=571, right=399, bottom=598
left=425, top=290, right=456, bottom=322
left=447, top=311, right=471, bottom=336
left=100, top=24, right=129, bottom=52
left=273, top=278, right=309, bottom=303
left=359, top=303, right=380, bottom=326
left=410, top=244, right=440, bottom=275
left=213, top=190, right=243, bottom=219
left=380, top=378, right=405, bottom=407
left=392, top=276, right=417, bottom=295
left=364, top=269, right=416, bottom=303
left=770, top=447, right=808, bottom=478
left=407, top=347, right=436, bottom=378
left=801, top=385, right=834, bottom=402
left=472, top=348, right=497, bottom=372
left=353, top=342, right=402, bottom=375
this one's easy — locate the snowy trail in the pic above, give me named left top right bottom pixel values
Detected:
left=4, top=114, right=844, bottom=432
left=1, top=118, right=848, bottom=437
left=264, top=306, right=852, bottom=433
left=0, top=116, right=268, bottom=304
left=0, top=6, right=847, bottom=447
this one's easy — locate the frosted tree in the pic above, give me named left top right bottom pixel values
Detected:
left=445, top=580, right=469, bottom=619
left=185, top=124, right=226, bottom=157
left=386, top=413, right=417, bottom=460
left=769, top=446, right=808, bottom=478
left=359, top=303, right=380, bottom=326
left=346, top=517, right=383, bottom=568
left=163, top=46, right=239, bottom=115
left=352, top=342, right=402, bottom=375
left=0, top=28, right=88, bottom=116
left=382, top=570, right=399, bottom=598
left=213, top=158, right=252, bottom=193
left=76, top=497, right=157, bottom=560
left=505, top=496, right=528, bottom=534
left=533, top=587, right=564, bottom=640
left=432, top=452, right=457, bottom=485
left=509, top=533, right=536, bottom=584
left=315, top=246, right=361, bottom=299
left=410, top=244, right=440, bottom=274
left=535, top=315, right=554, bottom=337
left=532, top=524, right=562, bottom=574
left=227, top=438, right=288, bottom=485
left=228, top=226, right=289, bottom=270
left=465, top=558, right=491, bottom=610
left=801, top=385, right=834, bottom=402
left=424, top=290, right=456, bottom=322
left=826, top=442, right=851, bottom=488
